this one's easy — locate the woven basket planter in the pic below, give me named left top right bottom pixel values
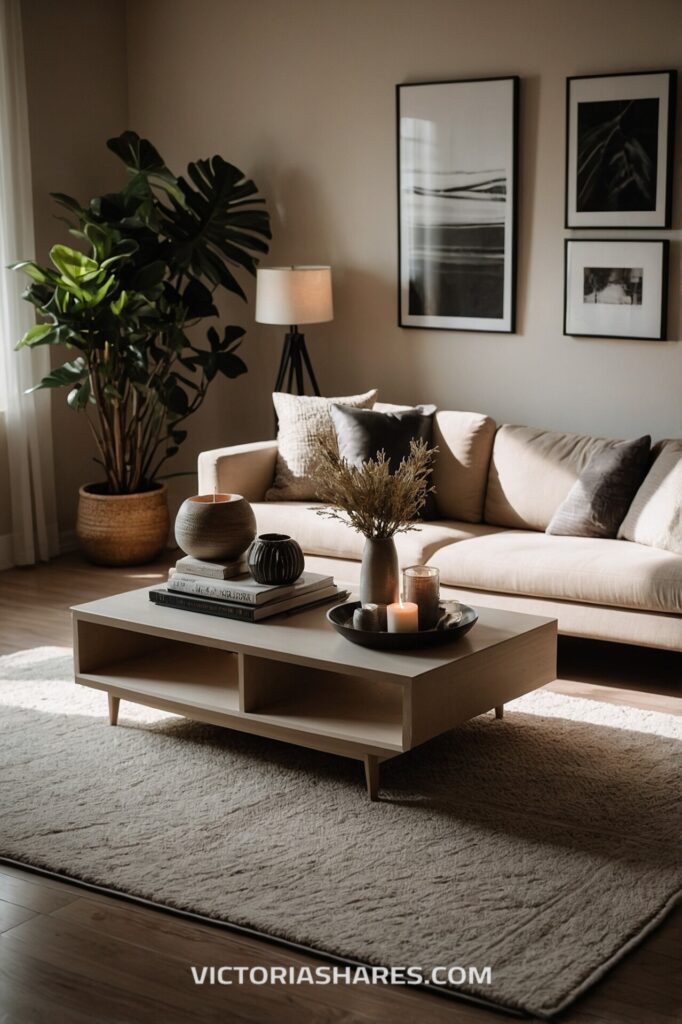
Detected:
left=76, top=483, right=170, bottom=567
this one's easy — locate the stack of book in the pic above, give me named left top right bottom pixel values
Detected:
left=150, top=555, right=343, bottom=622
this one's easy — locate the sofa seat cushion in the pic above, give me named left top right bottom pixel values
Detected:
left=428, top=531, right=682, bottom=614
left=252, top=502, right=503, bottom=566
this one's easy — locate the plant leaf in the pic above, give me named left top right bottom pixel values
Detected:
left=217, top=351, right=247, bottom=378
left=164, top=384, right=189, bottom=415
left=16, top=323, right=56, bottom=349
left=27, top=357, right=87, bottom=391
left=160, top=154, right=270, bottom=299
left=10, top=261, right=57, bottom=285
left=183, top=279, right=217, bottom=319
left=50, top=245, right=99, bottom=282
left=111, top=290, right=128, bottom=316
left=50, top=192, right=86, bottom=216
left=107, top=131, right=186, bottom=207
left=67, top=377, right=92, bottom=409
left=133, top=261, right=167, bottom=291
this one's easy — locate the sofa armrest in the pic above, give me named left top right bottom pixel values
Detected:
left=198, top=440, right=278, bottom=502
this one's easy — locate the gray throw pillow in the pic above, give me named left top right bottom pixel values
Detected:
left=330, top=403, right=438, bottom=520
left=546, top=435, right=651, bottom=538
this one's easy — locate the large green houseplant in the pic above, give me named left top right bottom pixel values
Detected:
left=13, top=132, right=270, bottom=565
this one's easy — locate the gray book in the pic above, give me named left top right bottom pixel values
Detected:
left=167, top=570, right=334, bottom=606
left=174, top=554, right=249, bottom=579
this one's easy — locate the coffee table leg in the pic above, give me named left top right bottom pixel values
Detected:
left=108, top=694, right=120, bottom=726
left=363, top=755, right=379, bottom=801
left=495, top=705, right=504, bottom=719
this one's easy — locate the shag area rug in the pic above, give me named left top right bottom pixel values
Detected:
left=0, top=646, right=680, bottom=1018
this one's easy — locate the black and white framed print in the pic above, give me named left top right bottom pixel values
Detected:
left=565, top=71, right=676, bottom=228
left=564, top=239, right=668, bottom=340
left=397, top=76, right=519, bottom=333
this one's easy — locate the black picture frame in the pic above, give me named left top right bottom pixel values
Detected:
left=565, top=70, right=677, bottom=229
left=561, top=237, right=667, bottom=342
left=396, top=76, right=519, bottom=333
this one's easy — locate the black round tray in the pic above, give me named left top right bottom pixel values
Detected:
left=327, top=600, right=478, bottom=651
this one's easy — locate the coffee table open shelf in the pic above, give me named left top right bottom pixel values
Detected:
left=73, top=587, right=557, bottom=799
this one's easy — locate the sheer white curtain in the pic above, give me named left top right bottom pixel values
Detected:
left=0, top=0, right=58, bottom=565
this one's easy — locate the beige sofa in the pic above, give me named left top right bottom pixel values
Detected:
left=198, top=410, right=682, bottom=652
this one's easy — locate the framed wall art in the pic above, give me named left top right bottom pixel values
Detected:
left=564, top=239, right=669, bottom=340
left=397, top=76, right=519, bottom=333
left=565, top=70, right=676, bottom=228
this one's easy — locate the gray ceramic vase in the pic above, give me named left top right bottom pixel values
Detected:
left=359, top=537, right=399, bottom=606
left=174, top=493, right=256, bottom=561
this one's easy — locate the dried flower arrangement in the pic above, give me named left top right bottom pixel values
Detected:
left=311, top=436, right=437, bottom=539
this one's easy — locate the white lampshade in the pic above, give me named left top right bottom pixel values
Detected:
left=256, top=266, right=333, bottom=326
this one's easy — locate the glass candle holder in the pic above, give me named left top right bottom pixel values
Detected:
left=403, top=565, right=440, bottom=630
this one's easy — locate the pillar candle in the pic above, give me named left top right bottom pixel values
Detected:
left=387, top=601, right=418, bottom=633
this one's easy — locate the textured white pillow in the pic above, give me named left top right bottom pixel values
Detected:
left=618, top=451, right=682, bottom=555
left=266, top=390, right=377, bottom=501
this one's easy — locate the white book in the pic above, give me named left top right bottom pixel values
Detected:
left=174, top=554, right=249, bottom=579
left=167, top=570, right=334, bottom=606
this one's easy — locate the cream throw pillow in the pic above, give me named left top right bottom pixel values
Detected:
left=618, top=451, right=682, bottom=555
left=266, top=389, right=378, bottom=501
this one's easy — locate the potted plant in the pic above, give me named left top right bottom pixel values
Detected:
left=311, top=438, right=436, bottom=605
left=12, top=132, right=270, bottom=565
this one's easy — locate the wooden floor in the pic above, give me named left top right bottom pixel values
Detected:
left=0, top=553, right=680, bottom=1024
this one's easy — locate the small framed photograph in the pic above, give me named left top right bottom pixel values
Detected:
left=397, top=76, right=519, bottom=333
left=565, top=70, right=676, bottom=228
left=564, top=239, right=668, bottom=340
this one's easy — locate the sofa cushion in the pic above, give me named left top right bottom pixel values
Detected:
left=428, top=531, right=682, bottom=614
left=546, top=435, right=651, bottom=539
left=618, top=450, right=682, bottom=555
left=252, top=502, right=503, bottom=566
left=330, top=403, right=438, bottom=519
left=652, top=437, right=682, bottom=458
left=431, top=411, right=497, bottom=523
left=266, top=389, right=377, bottom=502
left=484, top=424, right=638, bottom=531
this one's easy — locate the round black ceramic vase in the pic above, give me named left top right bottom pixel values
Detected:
left=248, top=533, right=305, bottom=585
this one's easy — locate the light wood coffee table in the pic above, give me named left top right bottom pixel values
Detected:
left=72, top=588, right=557, bottom=800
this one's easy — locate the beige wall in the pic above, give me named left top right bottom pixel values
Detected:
left=15, top=0, right=682, bottom=540
left=21, top=0, right=128, bottom=537
left=126, top=0, right=682, bottom=454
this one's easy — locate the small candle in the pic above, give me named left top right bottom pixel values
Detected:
left=387, top=600, right=418, bottom=633
left=353, top=605, right=380, bottom=631
left=353, top=603, right=387, bottom=632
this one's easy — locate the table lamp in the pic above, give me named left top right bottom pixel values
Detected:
left=256, top=266, right=333, bottom=396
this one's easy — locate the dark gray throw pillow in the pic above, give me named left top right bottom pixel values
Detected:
left=330, top=403, right=438, bottom=520
left=546, top=435, right=651, bottom=538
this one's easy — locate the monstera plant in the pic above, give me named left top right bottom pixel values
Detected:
left=12, top=132, right=270, bottom=565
